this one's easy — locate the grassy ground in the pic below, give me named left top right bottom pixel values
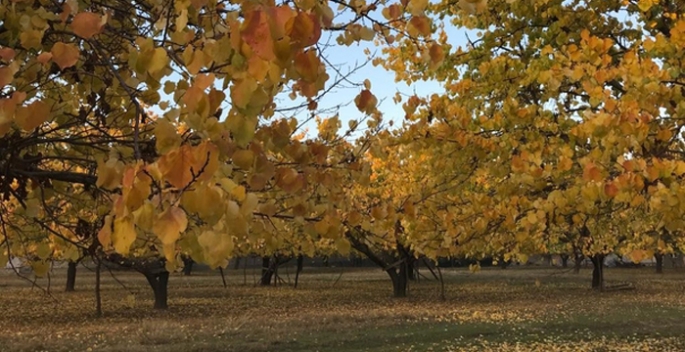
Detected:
left=1, top=264, right=685, bottom=351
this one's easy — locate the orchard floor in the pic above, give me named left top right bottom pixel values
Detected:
left=1, top=265, right=685, bottom=352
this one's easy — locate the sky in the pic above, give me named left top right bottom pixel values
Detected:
left=278, top=16, right=473, bottom=138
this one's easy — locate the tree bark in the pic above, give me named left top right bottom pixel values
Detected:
left=591, top=254, right=605, bottom=290
left=294, top=255, right=303, bottom=288
left=560, top=254, right=569, bottom=268
left=182, top=256, right=194, bottom=276
left=66, top=261, right=77, bottom=292
left=260, top=256, right=273, bottom=286
left=655, top=253, right=663, bottom=274
left=574, top=253, right=583, bottom=274
left=145, top=271, right=169, bottom=309
left=95, top=257, right=102, bottom=317
left=407, top=258, right=416, bottom=280
left=387, top=267, right=408, bottom=297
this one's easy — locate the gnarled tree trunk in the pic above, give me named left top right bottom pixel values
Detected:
left=145, top=271, right=169, bottom=310
left=107, top=254, right=170, bottom=309
left=591, top=254, right=605, bottom=290
left=387, top=263, right=408, bottom=298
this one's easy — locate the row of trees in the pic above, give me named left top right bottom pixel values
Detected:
left=1, top=0, right=684, bottom=308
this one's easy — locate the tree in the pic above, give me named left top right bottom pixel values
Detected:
left=1, top=0, right=434, bottom=308
left=380, top=0, right=685, bottom=289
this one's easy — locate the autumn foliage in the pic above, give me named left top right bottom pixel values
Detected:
left=1, top=0, right=685, bottom=300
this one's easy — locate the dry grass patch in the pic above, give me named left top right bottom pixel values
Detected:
left=1, top=266, right=684, bottom=351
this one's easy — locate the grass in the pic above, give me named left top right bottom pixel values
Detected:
left=1, top=264, right=685, bottom=351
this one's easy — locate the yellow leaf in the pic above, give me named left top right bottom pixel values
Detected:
left=231, top=77, right=258, bottom=109
left=231, top=185, right=246, bottom=202
left=153, top=206, right=188, bottom=245
left=31, top=261, right=50, bottom=277
left=36, top=242, right=52, bottom=260
left=147, top=47, right=169, bottom=74
left=408, top=0, right=429, bottom=15
left=51, top=42, right=80, bottom=70
left=637, top=0, right=654, bottom=12
left=232, top=149, right=254, bottom=170
left=20, top=30, right=44, bottom=50
left=112, top=216, right=136, bottom=255
left=96, top=157, right=124, bottom=190
left=240, top=192, right=259, bottom=216
left=154, top=118, right=181, bottom=154
left=336, top=237, right=351, bottom=255
left=71, top=12, right=105, bottom=39
left=132, top=201, right=155, bottom=232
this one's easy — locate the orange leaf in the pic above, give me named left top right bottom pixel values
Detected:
left=242, top=9, right=275, bottom=60
left=582, top=162, right=602, bottom=182
left=268, top=5, right=296, bottom=39
left=36, top=52, right=53, bottom=65
left=157, top=145, right=197, bottom=189
left=429, top=43, right=445, bottom=68
left=604, top=182, right=618, bottom=198
left=290, top=12, right=321, bottom=48
left=354, top=89, right=377, bottom=114
left=51, top=42, right=80, bottom=70
left=192, top=141, right=219, bottom=182
left=294, top=49, right=320, bottom=82
left=408, top=15, right=432, bottom=37
left=0, top=47, right=16, bottom=61
left=14, top=100, right=51, bottom=131
left=71, top=12, right=105, bottom=39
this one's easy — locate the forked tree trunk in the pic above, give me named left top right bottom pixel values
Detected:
left=66, top=261, right=77, bottom=292
left=574, top=253, right=583, bottom=274
left=655, top=253, right=663, bottom=274
left=560, top=254, right=569, bottom=268
left=591, top=254, right=605, bottom=290
left=145, top=271, right=169, bottom=309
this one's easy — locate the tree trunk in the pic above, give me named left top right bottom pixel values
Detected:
left=655, top=253, right=663, bottom=274
left=574, top=253, right=583, bottom=274
left=95, top=257, right=102, bottom=317
left=387, top=268, right=408, bottom=297
left=145, top=271, right=169, bottom=309
left=233, top=257, right=241, bottom=270
left=182, top=257, right=194, bottom=276
left=66, top=261, right=77, bottom=292
left=407, top=258, right=416, bottom=280
left=260, top=256, right=273, bottom=286
left=591, top=254, right=604, bottom=290
left=560, top=254, right=569, bottom=268
left=294, top=255, right=303, bottom=288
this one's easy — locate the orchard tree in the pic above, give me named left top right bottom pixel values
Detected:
left=380, top=0, right=685, bottom=289
left=0, top=0, right=449, bottom=309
